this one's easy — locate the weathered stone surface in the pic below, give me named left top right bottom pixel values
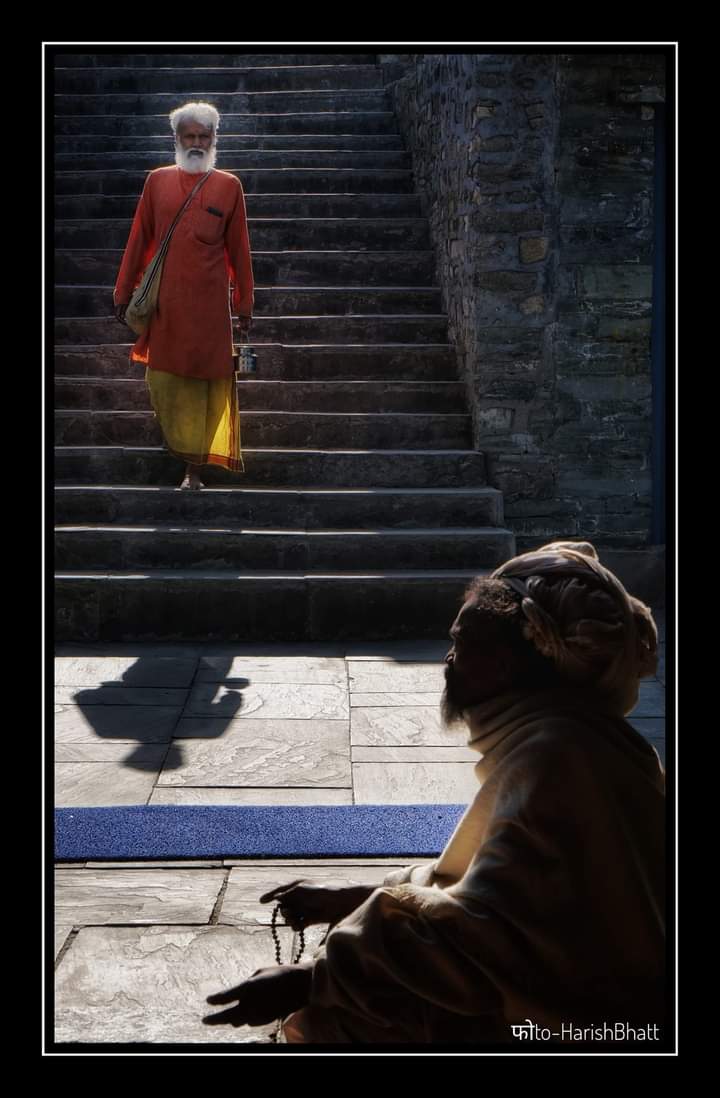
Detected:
left=54, top=703, right=181, bottom=743
left=352, top=745, right=476, bottom=762
left=220, top=864, right=403, bottom=925
left=350, top=692, right=442, bottom=707
left=55, top=926, right=73, bottom=960
left=54, top=924, right=286, bottom=1043
left=54, top=656, right=198, bottom=687
left=184, top=683, right=349, bottom=720
left=55, top=760, right=165, bottom=807
left=351, top=706, right=465, bottom=746
left=196, top=657, right=347, bottom=685
left=353, top=761, right=477, bottom=804
left=347, top=662, right=446, bottom=693
left=519, top=236, right=549, bottom=263
left=157, top=719, right=351, bottom=788
left=55, top=686, right=188, bottom=707
left=383, top=53, right=661, bottom=546
left=149, top=787, right=353, bottom=805
left=55, top=868, right=225, bottom=924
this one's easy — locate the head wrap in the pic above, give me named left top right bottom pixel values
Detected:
left=491, top=541, right=658, bottom=714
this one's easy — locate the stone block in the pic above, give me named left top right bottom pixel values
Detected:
left=55, top=868, right=226, bottom=925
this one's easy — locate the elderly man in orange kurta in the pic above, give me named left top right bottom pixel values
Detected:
left=114, top=101, right=254, bottom=489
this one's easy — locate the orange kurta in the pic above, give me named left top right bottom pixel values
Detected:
left=113, top=165, right=254, bottom=380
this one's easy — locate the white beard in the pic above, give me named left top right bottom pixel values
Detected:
left=175, top=145, right=217, bottom=173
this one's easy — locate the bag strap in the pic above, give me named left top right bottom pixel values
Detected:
left=129, top=171, right=213, bottom=309
left=155, top=169, right=213, bottom=263
left=165, top=169, right=213, bottom=242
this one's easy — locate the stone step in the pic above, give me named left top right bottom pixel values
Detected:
left=55, top=217, right=429, bottom=250
left=54, top=344, right=458, bottom=381
left=55, top=525, right=515, bottom=572
left=55, top=193, right=421, bottom=219
left=54, top=65, right=385, bottom=93
left=54, top=90, right=390, bottom=114
left=55, top=149, right=411, bottom=171
left=54, top=111, right=397, bottom=136
left=55, top=285, right=443, bottom=318
left=55, top=378, right=466, bottom=414
left=55, top=133, right=406, bottom=154
left=54, top=410, right=472, bottom=449
left=54, top=485, right=504, bottom=528
left=55, top=168, right=415, bottom=195
left=54, top=447, right=489, bottom=488
left=55, top=315, right=450, bottom=345
left=55, top=54, right=379, bottom=68
left=54, top=570, right=488, bottom=642
left=55, top=248, right=434, bottom=287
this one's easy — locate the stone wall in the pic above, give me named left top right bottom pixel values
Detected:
left=378, top=52, right=666, bottom=552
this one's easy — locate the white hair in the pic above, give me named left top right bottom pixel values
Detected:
left=169, top=102, right=220, bottom=135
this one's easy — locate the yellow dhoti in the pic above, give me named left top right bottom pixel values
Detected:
left=145, top=367, right=244, bottom=473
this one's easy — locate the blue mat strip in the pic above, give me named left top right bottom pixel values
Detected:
left=55, top=805, right=466, bottom=861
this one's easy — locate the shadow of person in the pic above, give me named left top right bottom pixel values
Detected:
left=61, top=655, right=247, bottom=772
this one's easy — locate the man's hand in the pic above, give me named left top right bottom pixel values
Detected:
left=203, top=964, right=312, bottom=1028
left=114, top=303, right=128, bottom=323
left=259, top=879, right=376, bottom=930
left=234, top=314, right=252, bottom=336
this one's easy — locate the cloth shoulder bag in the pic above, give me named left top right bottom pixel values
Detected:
left=124, top=170, right=213, bottom=336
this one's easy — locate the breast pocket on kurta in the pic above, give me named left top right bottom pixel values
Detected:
left=194, top=205, right=226, bottom=245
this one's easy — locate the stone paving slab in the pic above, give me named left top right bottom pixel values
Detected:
left=347, top=662, right=446, bottom=692
left=197, top=656, right=347, bottom=685
left=54, top=656, right=198, bottom=687
left=343, top=641, right=450, bottom=661
left=149, top=787, right=353, bottom=805
left=220, top=863, right=405, bottom=926
left=54, top=924, right=287, bottom=1044
left=352, top=745, right=476, bottom=762
left=351, top=705, right=464, bottom=746
left=157, top=719, right=351, bottom=788
left=352, top=761, right=477, bottom=804
left=86, top=861, right=224, bottom=869
left=55, top=686, right=189, bottom=707
left=221, top=858, right=417, bottom=867
left=56, top=744, right=169, bottom=764
left=185, top=682, right=349, bottom=719
left=55, top=868, right=226, bottom=925
left=55, top=926, right=74, bottom=960
left=350, top=691, right=442, bottom=707
left=56, top=761, right=165, bottom=807
left=55, top=704, right=181, bottom=743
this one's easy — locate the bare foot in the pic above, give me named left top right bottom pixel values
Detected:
left=180, top=472, right=205, bottom=490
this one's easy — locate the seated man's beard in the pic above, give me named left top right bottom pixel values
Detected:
left=440, top=665, right=470, bottom=729
left=176, top=145, right=218, bottom=173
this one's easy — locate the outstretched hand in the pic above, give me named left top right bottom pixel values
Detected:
left=203, top=964, right=312, bottom=1028
left=259, top=879, right=376, bottom=930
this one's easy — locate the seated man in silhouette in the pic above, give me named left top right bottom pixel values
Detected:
left=203, top=541, right=665, bottom=1045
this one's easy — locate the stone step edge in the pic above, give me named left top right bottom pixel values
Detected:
left=55, top=485, right=499, bottom=496
left=56, top=525, right=510, bottom=536
left=54, top=446, right=483, bottom=457
left=55, top=168, right=414, bottom=176
left=54, top=64, right=383, bottom=71
left=55, top=343, right=455, bottom=352
left=56, top=314, right=450, bottom=321
left=56, top=284, right=443, bottom=292
left=55, top=569, right=489, bottom=580
left=55, top=378, right=460, bottom=386
left=55, top=410, right=470, bottom=421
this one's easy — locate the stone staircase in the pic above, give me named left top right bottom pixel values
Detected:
left=54, top=53, right=515, bottom=641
